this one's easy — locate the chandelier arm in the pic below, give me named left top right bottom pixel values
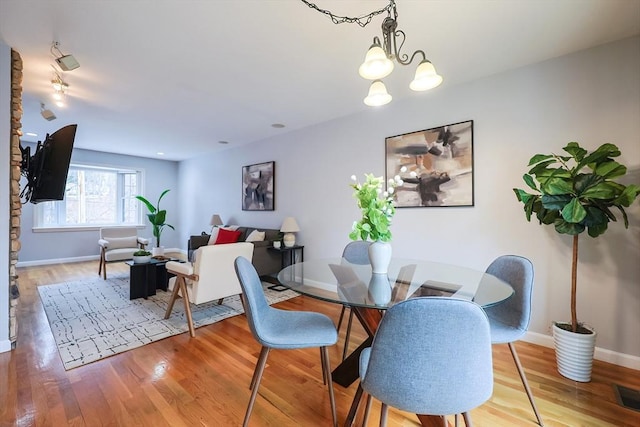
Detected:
left=300, top=0, right=394, bottom=28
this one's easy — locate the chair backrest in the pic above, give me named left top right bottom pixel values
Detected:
left=483, top=255, right=534, bottom=333
left=342, top=241, right=372, bottom=265
left=360, top=297, right=493, bottom=415
left=189, top=242, right=254, bottom=304
left=100, top=227, right=139, bottom=240
left=234, top=256, right=272, bottom=345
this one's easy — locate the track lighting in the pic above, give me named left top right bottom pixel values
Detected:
left=51, top=41, right=80, bottom=71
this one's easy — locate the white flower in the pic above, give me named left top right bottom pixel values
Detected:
left=351, top=175, right=357, bottom=182
left=383, top=191, right=389, bottom=197
left=410, top=171, right=417, bottom=177
left=400, top=166, right=407, bottom=173
left=388, top=187, right=395, bottom=194
left=396, top=178, right=404, bottom=185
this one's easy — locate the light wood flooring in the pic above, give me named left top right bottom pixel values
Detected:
left=1, top=261, right=639, bottom=426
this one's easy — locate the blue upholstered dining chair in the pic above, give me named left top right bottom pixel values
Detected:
left=356, top=297, right=493, bottom=427
left=484, top=255, right=544, bottom=426
left=234, top=256, right=338, bottom=427
left=337, top=241, right=371, bottom=360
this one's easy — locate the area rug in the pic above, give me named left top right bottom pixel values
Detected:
left=37, top=274, right=298, bottom=370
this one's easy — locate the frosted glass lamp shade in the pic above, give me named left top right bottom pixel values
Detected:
left=358, top=45, right=394, bottom=80
left=364, top=80, right=392, bottom=107
left=281, top=217, right=300, bottom=248
left=409, top=60, right=443, bottom=91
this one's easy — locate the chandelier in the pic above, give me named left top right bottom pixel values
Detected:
left=301, top=0, right=443, bottom=106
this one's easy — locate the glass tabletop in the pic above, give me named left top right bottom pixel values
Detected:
left=277, top=258, right=514, bottom=309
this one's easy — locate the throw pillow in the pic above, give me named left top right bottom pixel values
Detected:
left=215, top=228, right=242, bottom=244
left=208, top=227, right=221, bottom=245
left=245, top=229, right=266, bottom=242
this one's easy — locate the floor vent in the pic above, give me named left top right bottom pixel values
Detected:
left=614, top=384, right=640, bottom=412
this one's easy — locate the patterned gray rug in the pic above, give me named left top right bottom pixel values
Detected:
left=38, top=274, right=298, bottom=370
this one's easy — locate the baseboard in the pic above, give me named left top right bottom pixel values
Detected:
left=0, top=339, right=12, bottom=353
left=16, top=248, right=186, bottom=268
left=523, top=331, right=640, bottom=370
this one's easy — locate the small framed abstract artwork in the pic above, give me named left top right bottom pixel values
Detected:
left=385, top=120, right=474, bottom=207
left=242, top=161, right=275, bottom=211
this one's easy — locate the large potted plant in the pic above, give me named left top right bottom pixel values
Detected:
left=513, top=142, right=639, bottom=381
left=136, top=189, right=175, bottom=257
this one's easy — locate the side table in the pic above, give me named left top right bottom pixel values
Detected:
left=264, top=245, right=304, bottom=290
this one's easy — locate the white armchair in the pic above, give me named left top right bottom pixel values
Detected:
left=98, top=227, right=149, bottom=280
left=164, top=242, right=254, bottom=337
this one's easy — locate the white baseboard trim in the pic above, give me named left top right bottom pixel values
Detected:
left=16, top=248, right=186, bottom=268
left=523, top=331, right=640, bottom=370
left=0, top=339, right=12, bottom=353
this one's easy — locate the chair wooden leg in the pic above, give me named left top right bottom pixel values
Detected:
left=462, top=412, right=472, bottom=427
left=363, top=394, right=373, bottom=426
left=509, top=342, right=544, bottom=426
left=99, top=249, right=107, bottom=280
left=342, top=309, right=354, bottom=361
left=249, top=346, right=269, bottom=391
left=243, top=346, right=270, bottom=427
left=379, top=403, right=389, bottom=427
left=320, top=347, right=327, bottom=385
left=217, top=298, right=224, bottom=305
left=321, top=346, right=338, bottom=427
left=454, top=414, right=459, bottom=427
left=345, top=383, right=364, bottom=427
left=164, top=275, right=195, bottom=337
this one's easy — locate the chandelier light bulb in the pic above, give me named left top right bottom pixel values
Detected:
left=52, top=91, right=62, bottom=100
left=359, top=44, right=394, bottom=80
left=55, top=99, right=65, bottom=107
left=364, top=80, right=392, bottom=107
left=409, top=60, right=443, bottom=91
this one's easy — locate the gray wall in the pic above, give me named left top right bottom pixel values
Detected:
left=178, top=37, right=640, bottom=360
left=19, top=148, right=180, bottom=263
left=1, top=42, right=11, bottom=351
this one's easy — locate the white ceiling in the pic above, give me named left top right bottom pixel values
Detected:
left=1, top=0, right=639, bottom=161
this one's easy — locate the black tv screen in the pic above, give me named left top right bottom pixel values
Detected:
left=30, top=124, right=77, bottom=204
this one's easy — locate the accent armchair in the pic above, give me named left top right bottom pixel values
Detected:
left=98, top=227, right=148, bottom=280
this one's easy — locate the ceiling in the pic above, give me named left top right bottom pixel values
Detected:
left=1, top=1, right=638, bottom=161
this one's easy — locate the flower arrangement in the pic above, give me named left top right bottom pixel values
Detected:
left=349, top=172, right=404, bottom=242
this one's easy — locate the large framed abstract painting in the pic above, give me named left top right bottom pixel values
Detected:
left=385, top=120, right=474, bottom=207
left=242, top=161, right=275, bottom=211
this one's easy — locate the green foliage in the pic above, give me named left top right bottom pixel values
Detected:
left=349, top=174, right=398, bottom=242
left=135, top=189, right=175, bottom=247
left=133, top=249, right=151, bottom=256
left=513, top=142, right=639, bottom=238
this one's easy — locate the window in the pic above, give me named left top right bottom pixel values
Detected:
left=34, top=163, right=144, bottom=230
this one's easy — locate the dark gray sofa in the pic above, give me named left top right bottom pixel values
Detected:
left=188, top=226, right=281, bottom=277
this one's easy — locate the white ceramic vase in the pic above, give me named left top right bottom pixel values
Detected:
left=552, top=322, right=597, bottom=382
left=368, top=273, right=392, bottom=306
left=132, top=255, right=151, bottom=264
left=368, top=241, right=392, bottom=274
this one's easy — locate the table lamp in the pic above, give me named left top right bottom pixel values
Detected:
left=280, top=217, right=300, bottom=247
left=210, top=214, right=223, bottom=233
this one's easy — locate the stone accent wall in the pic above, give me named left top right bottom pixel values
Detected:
left=9, top=49, right=22, bottom=346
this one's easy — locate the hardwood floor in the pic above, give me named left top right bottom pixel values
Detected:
left=1, top=261, right=638, bottom=426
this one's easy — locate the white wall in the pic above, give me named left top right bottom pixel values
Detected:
left=1, top=42, right=11, bottom=352
left=179, top=37, right=640, bottom=360
left=18, top=148, right=180, bottom=263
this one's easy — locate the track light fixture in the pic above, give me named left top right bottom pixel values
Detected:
left=51, top=41, right=80, bottom=71
left=40, top=102, right=56, bottom=121
left=301, top=0, right=442, bottom=106
left=50, top=67, right=69, bottom=107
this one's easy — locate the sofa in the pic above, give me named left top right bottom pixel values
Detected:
left=188, top=226, right=282, bottom=278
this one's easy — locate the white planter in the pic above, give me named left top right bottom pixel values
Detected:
left=151, top=246, right=164, bottom=257
left=368, top=241, right=392, bottom=274
left=132, top=255, right=151, bottom=264
left=552, top=322, right=597, bottom=382
left=368, top=274, right=391, bottom=306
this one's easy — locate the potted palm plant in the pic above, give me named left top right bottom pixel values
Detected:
left=136, top=189, right=175, bottom=257
left=513, top=142, right=639, bottom=381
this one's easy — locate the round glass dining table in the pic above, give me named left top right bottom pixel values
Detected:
left=277, top=257, right=514, bottom=427
left=277, top=257, right=513, bottom=311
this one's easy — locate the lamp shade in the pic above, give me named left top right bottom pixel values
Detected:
left=358, top=44, right=394, bottom=80
left=364, top=80, right=392, bottom=107
left=409, top=60, right=443, bottom=91
left=280, top=217, right=300, bottom=233
left=210, top=214, right=223, bottom=226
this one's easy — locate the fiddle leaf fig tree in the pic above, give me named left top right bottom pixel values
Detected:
left=135, top=189, right=175, bottom=248
left=514, top=142, right=639, bottom=333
